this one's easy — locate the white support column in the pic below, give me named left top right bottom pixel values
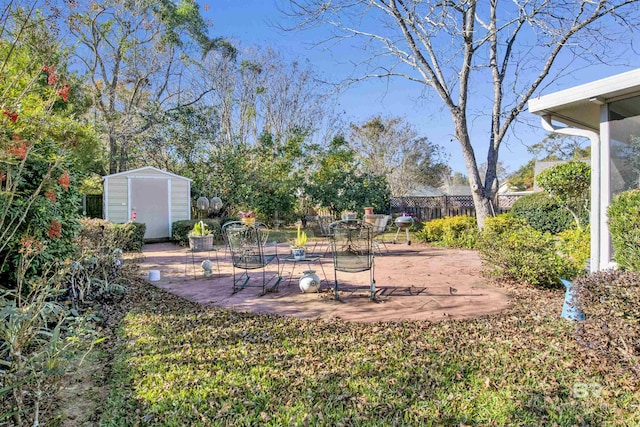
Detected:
left=599, top=106, right=612, bottom=269
left=167, top=179, right=172, bottom=236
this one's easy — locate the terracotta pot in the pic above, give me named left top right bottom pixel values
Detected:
left=364, top=207, right=374, bottom=215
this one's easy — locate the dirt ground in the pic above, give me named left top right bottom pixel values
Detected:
left=138, top=240, right=511, bottom=323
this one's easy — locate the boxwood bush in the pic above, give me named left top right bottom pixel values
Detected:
left=478, top=214, right=579, bottom=288
left=607, top=189, right=640, bottom=271
left=511, top=192, right=575, bottom=234
left=172, top=219, right=222, bottom=246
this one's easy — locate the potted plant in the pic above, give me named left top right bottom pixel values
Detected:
left=291, top=224, right=307, bottom=260
left=239, top=210, right=256, bottom=226
left=341, top=210, right=357, bottom=221
left=188, top=220, right=214, bottom=251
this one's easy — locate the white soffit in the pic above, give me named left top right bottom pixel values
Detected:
left=528, top=68, right=640, bottom=129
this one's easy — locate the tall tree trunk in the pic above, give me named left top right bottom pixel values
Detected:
left=109, top=133, right=118, bottom=175
left=453, top=113, right=492, bottom=229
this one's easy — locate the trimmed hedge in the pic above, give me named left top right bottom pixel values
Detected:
left=607, top=189, right=640, bottom=271
left=172, top=219, right=222, bottom=247
left=511, top=192, right=575, bottom=234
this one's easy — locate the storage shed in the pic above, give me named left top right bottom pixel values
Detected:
left=103, top=166, right=191, bottom=240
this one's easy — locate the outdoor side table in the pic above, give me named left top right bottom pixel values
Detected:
left=184, top=246, right=220, bottom=280
left=276, top=254, right=328, bottom=291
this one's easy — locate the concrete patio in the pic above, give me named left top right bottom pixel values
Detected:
left=137, top=241, right=510, bottom=323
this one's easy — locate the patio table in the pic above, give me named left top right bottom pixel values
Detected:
left=275, top=254, right=328, bottom=291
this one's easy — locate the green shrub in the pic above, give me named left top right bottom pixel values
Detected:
left=78, top=219, right=146, bottom=252
left=416, top=218, right=446, bottom=243
left=511, top=192, right=574, bottom=234
left=478, top=215, right=579, bottom=288
left=416, top=216, right=478, bottom=248
left=557, top=226, right=590, bottom=272
left=172, top=219, right=221, bottom=246
left=113, top=222, right=146, bottom=252
left=573, top=270, right=640, bottom=384
left=442, top=216, right=478, bottom=248
left=607, top=189, right=640, bottom=271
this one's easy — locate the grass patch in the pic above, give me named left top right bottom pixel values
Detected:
left=96, top=279, right=639, bottom=426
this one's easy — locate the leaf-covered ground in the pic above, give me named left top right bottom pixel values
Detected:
left=96, top=277, right=639, bottom=426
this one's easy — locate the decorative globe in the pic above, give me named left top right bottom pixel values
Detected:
left=201, top=259, right=213, bottom=277
left=299, top=270, right=320, bottom=293
left=196, top=196, right=210, bottom=211
left=209, top=196, right=223, bottom=213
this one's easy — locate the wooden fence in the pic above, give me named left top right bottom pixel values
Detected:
left=390, top=194, right=523, bottom=221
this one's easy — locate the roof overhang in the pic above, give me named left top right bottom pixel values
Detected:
left=528, top=68, right=640, bottom=130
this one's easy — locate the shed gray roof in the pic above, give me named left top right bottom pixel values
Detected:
left=102, top=166, right=191, bottom=181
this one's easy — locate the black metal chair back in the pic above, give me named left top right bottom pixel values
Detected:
left=222, top=221, right=281, bottom=294
left=329, top=220, right=376, bottom=300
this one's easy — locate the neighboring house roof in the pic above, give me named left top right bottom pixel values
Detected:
left=402, top=184, right=445, bottom=197
left=440, top=184, right=472, bottom=196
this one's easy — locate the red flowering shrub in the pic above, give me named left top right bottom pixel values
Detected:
left=8, top=140, right=29, bottom=160
left=47, top=220, right=62, bottom=239
left=43, top=65, right=58, bottom=85
left=58, top=170, right=70, bottom=189
left=3, top=110, right=18, bottom=122
left=45, top=190, right=57, bottom=203
left=57, top=83, right=70, bottom=102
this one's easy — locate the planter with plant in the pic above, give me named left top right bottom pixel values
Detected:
left=188, top=221, right=214, bottom=251
left=291, top=224, right=307, bottom=260
left=239, top=210, right=256, bottom=226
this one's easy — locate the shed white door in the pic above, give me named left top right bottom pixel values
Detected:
left=131, top=178, right=169, bottom=239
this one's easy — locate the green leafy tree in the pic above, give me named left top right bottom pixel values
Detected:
left=528, top=133, right=590, bottom=161
left=305, top=135, right=390, bottom=217
left=202, top=131, right=305, bottom=223
left=508, top=159, right=535, bottom=192
left=536, top=161, right=591, bottom=229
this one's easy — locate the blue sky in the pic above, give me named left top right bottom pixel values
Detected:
left=201, top=0, right=638, bottom=175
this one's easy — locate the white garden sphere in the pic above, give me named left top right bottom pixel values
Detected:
left=299, top=270, right=320, bottom=293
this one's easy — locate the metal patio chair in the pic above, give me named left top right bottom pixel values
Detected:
left=222, top=221, right=281, bottom=295
left=328, top=220, right=376, bottom=301
left=364, top=214, right=391, bottom=255
left=305, top=215, right=335, bottom=256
